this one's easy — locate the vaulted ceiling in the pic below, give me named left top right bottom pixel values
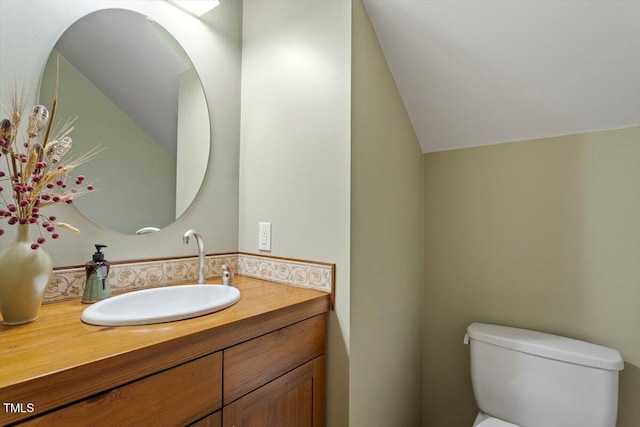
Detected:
left=51, top=1, right=640, bottom=155
left=364, top=0, right=640, bottom=153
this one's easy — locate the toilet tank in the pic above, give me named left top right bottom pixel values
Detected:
left=465, top=323, right=624, bottom=427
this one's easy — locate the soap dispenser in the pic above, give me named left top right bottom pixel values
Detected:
left=82, top=244, right=112, bottom=304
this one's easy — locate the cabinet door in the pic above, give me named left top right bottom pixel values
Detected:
left=223, top=356, right=324, bottom=427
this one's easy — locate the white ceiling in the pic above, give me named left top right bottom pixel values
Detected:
left=363, top=0, right=640, bottom=153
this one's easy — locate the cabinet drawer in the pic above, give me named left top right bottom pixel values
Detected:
left=20, top=352, right=222, bottom=426
left=223, top=314, right=326, bottom=404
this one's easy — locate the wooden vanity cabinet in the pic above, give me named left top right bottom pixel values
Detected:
left=15, top=314, right=326, bottom=427
left=186, top=314, right=327, bottom=427
left=222, top=314, right=326, bottom=427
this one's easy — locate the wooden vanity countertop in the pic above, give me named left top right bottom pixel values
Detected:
left=0, top=276, right=330, bottom=425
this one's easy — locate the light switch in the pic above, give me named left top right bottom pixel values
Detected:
left=258, top=222, right=271, bottom=251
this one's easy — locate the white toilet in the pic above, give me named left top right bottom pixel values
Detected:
left=464, top=323, right=624, bottom=427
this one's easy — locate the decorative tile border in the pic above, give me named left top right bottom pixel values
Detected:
left=237, top=253, right=333, bottom=293
left=44, top=254, right=237, bottom=304
left=44, top=253, right=332, bottom=304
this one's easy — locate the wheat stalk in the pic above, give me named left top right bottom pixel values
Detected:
left=22, top=146, right=39, bottom=185
left=27, top=145, right=102, bottom=210
left=41, top=53, right=60, bottom=150
left=48, top=116, right=76, bottom=143
left=5, top=81, right=28, bottom=132
left=32, top=165, right=72, bottom=195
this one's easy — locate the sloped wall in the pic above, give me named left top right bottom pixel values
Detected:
left=351, top=0, right=425, bottom=425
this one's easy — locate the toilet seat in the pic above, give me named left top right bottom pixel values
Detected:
left=473, top=412, right=521, bottom=427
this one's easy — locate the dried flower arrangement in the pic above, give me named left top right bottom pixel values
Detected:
left=0, top=56, right=98, bottom=248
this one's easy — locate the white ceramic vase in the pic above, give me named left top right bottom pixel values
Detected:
left=0, top=225, right=53, bottom=325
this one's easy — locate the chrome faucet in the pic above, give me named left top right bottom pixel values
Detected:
left=183, top=229, right=206, bottom=284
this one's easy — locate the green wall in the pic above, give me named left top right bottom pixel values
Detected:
left=423, top=126, right=640, bottom=426
left=351, top=0, right=425, bottom=425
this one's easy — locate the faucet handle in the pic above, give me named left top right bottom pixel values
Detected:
left=221, top=265, right=234, bottom=286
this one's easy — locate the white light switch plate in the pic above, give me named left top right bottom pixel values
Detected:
left=258, top=222, right=271, bottom=251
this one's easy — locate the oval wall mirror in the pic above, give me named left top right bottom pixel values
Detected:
left=40, top=9, right=210, bottom=235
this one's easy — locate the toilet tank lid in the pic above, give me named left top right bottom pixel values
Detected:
left=465, top=323, right=624, bottom=371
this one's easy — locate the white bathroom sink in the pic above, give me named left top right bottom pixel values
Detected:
left=81, top=284, right=241, bottom=326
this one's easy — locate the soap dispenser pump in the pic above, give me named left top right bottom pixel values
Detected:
left=82, top=244, right=112, bottom=304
